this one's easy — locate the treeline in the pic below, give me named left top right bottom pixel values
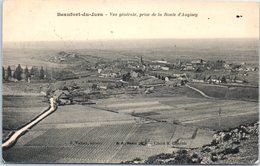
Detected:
left=3, top=64, right=77, bottom=82
left=3, top=64, right=45, bottom=81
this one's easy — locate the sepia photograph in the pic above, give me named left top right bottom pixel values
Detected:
left=2, top=0, right=259, bottom=164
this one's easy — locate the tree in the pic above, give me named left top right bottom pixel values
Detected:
left=39, top=67, right=44, bottom=80
left=39, top=66, right=44, bottom=79
left=24, top=66, right=29, bottom=81
left=140, top=56, right=144, bottom=65
left=161, top=76, right=165, bottom=80
left=30, top=67, right=39, bottom=79
left=44, top=67, right=50, bottom=79
left=14, top=64, right=23, bottom=80
left=221, top=76, right=226, bottom=83
left=6, top=66, right=12, bottom=79
left=13, top=70, right=17, bottom=79
left=30, top=67, right=34, bottom=76
left=122, top=72, right=131, bottom=81
left=92, top=83, right=97, bottom=90
left=2, top=67, right=5, bottom=80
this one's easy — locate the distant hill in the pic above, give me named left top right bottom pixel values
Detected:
left=3, top=38, right=259, bottom=67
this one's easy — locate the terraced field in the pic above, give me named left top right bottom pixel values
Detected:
left=3, top=96, right=258, bottom=163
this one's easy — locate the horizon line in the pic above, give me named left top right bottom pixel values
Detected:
left=3, top=37, right=259, bottom=43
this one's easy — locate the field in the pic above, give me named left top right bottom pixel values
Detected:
left=3, top=95, right=48, bottom=140
left=189, top=83, right=258, bottom=101
left=3, top=96, right=258, bottom=163
left=98, top=97, right=258, bottom=130
left=3, top=82, right=51, bottom=96
left=3, top=123, right=213, bottom=163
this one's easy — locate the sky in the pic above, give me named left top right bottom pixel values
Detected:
left=3, top=0, right=259, bottom=42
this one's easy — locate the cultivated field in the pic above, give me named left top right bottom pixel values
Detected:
left=3, top=122, right=213, bottom=163
left=3, top=96, right=258, bottom=163
left=2, top=95, right=48, bottom=140
left=98, top=96, right=258, bottom=130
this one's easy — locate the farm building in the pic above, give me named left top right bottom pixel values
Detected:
left=53, top=90, right=73, bottom=105
left=161, top=66, right=170, bottom=71
left=185, top=63, right=194, bottom=71
left=152, top=60, right=168, bottom=64
left=191, top=59, right=206, bottom=68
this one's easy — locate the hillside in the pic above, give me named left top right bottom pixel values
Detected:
left=123, top=122, right=259, bottom=164
left=189, top=83, right=258, bottom=101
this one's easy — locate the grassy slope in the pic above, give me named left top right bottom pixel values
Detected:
left=2, top=96, right=48, bottom=141
left=190, top=83, right=258, bottom=101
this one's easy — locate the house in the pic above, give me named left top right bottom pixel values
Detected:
left=214, top=60, right=226, bottom=69
left=131, top=71, right=138, bottom=78
left=173, top=73, right=185, bottom=78
left=175, top=60, right=183, bottom=68
left=97, top=83, right=109, bottom=90
left=192, top=79, right=204, bottom=83
left=99, top=85, right=107, bottom=90
left=98, top=68, right=102, bottom=73
left=113, top=68, right=122, bottom=76
left=53, top=90, right=72, bottom=105
left=192, top=59, right=206, bottom=65
left=230, top=75, right=237, bottom=82
left=224, top=63, right=232, bottom=70
left=132, top=68, right=145, bottom=77
left=231, top=64, right=241, bottom=70
left=128, top=80, right=139, bottom=89
left=235, top=75, right=247, bottom=83
left=185, top=63, right=194, bottom=71
left=191, top=74, right=206, bottom=83
left=191, top=59, right=206, bottom=70
left=212, top=79, right=220, bottom=84
left=99, top=68, right=118, bottom=78
left=152, top=60, right=168, bottom=64
left=161, top=66, right=170, bottom=71
left=150, top=65, right=161, bottom=70
left=144, top=87, right=154, bottom=94
left=219, top=75, right=227, bottom=83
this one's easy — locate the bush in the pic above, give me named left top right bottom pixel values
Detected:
left=145, top=155, right=158, bottom=164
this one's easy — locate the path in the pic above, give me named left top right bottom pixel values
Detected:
left=2, top=98, right=57, bottom=149
left=185, top=84, right=215, bottom=99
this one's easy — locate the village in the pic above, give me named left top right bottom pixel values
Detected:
left=2, top=51, right=259, bottom=106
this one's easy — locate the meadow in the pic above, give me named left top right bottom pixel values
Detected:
left=189, top=83, right=258, bottom=101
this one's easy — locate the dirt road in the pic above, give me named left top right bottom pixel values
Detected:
left=2, top=98, right=57, bottom=149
